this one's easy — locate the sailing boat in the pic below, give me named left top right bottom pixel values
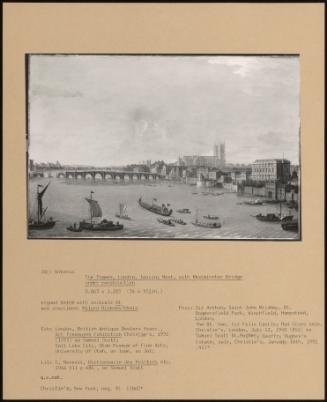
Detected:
left=115, top=202, right=131, bottom=220
left=138, top=196, right=173, bottom=216
left=79, top=191, right=124, bottom=231
left=192, top=208, right=221, bottom=228
left=252, top=201, right=281, bottom=222
left=278, top=191, right=294, bottom=222
left=28, top=182, right=56, bottom=230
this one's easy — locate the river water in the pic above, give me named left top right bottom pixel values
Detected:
left=28, top=178, right=299, bottom=240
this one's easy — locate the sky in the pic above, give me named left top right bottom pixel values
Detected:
left=28, top=55, right=300, bottom=166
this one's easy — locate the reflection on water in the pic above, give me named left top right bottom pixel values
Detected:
left=28, top=179, right=299, bottom=239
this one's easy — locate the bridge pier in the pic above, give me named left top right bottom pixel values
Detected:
left=59, top=170, right=161, bottom=182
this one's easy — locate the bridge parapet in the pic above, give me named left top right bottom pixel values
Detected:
left=61, top=170, right=162, bottom=181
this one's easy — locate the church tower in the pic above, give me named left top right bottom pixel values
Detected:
left=219, top=142, right=226, bottom=166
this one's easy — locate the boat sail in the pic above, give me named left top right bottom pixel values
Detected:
left=79, top=191, right=124, bottom=231
left=85, top=191, right=103, bottom=223
left=28, top=182, right=56, bottom=230
left=115, top=202, right=131, bottom=220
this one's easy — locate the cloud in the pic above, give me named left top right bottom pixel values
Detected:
left=31, top=84, right=83, bottom=98
left=207, top=57, right=264, bottom=77
left=28, top=55, right=300, bottom=165
left=257, top=131, right=294, bottom=146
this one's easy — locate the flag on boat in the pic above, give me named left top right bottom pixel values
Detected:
left=37, top=182, right=51, bottom=217
left=85, top=198, right=102, bottom=218
left=38, top=182, right=50, bottom=198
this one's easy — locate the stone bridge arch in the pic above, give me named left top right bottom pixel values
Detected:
left=94, top=173, right=103, bottom=180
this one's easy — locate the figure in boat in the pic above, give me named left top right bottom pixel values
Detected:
left=176, top=208, right=191, bottom=214
left=28, top=182, right=56, bottom=230
left=281, top=219, right=299, bottom=232
left=170, top=216, right=187, bottom=225
left=79, top=191, right=124, bottom=231
left=138, top=196, right=173, bottom=216
left=253, top=213, right=281, bottom=222
left=192, top=209, right=222, bottom=228
left=203, top=214, right=219, bottom=220
left=252, top=201, right=294, bottom=223
left=66, top=222, right=83, bottom=232
left=243, top=198, right=263, bottom=206
left=157, top=217, right=175, bottom=226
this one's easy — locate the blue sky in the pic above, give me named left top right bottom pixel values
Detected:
left=29, top=55, right=300, bottom=165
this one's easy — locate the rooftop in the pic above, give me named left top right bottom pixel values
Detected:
left=253, top=159, right=291, bottom=163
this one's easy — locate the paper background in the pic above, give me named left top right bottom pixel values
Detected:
left=3, top=3, right=324, bottom=399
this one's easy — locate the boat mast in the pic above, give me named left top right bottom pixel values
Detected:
left=37, top=185, right=40, bottom=224
left=279, top=186, right=282, bottom=217
left=36, top=182, right=50, bottom=224
left=280, top=200, right=282, bottom=217
left=90, top=191, right=93, bottom=224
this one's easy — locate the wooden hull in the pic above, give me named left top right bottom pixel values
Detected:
left=66, top=227, right=83, bottom=232
left=171, top=218, right=187, bottom=225
left=192, top=222, right=221, bottom=228
left=255, top=214, right=281, bottom=223
left=281, top=221, right=298, bottom=232
left=139, top=198, right=173, bottom=216
left=157, top=218, right=174, bottom=226
left=115, top=214, right=132, bottom=220
left=80, top=221, right=124, bottom=231
left=28, top=221, right=56, bottom=230
left=203, top=215, right=219, bottom=220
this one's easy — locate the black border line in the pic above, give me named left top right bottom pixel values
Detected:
left=26, top=53, right=302, bottom=241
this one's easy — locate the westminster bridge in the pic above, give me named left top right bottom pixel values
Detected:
left=29, top=168, right=162, bottom=182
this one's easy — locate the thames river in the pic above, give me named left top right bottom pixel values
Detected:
left=28, top=178, right=299, bottom=240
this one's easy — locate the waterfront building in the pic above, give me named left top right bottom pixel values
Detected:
left=160, top=165, right=167, bottom=177
left=213, top=144, right=219, bottom=158
left=251, top=159, right=291, bottom=183
left=150, top=165, right=158, bottom=174
left=265, top=181, right=287, bottom=200
left=182, top=142, right=226, bottom=168
left=219, top=143, right=226, bottom=165
left=168, top=165, right=184, bottom=180
left=231, top=169, right=252, bottom=184
left=196, top=167, right=209, bottom=179
left=237, top=178, right=294, bottom=201
left=290, top=164, right=299, bottom=176
left=29, top=159, right=35, bottom=172
left=208, top=171, right=219, bottom=180
left=223, top=182, right=238, bottom=192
